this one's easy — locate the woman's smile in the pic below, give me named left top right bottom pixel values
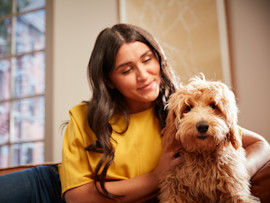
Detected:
left=138, top=80, right=156, bottom=91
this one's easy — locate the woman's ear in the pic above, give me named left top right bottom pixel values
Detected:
left=105, top=80, right=115, bottom=89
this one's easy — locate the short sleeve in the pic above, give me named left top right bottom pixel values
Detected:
left=58, top=109, right=94, bottom=196
left=238, top=126, right=243, bottom=137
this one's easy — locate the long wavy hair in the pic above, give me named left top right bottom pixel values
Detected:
left=85, top=23, right=178, bottom=199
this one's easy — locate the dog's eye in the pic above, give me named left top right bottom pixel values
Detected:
left=210, top=103, right=216, bottom=109
left=186, top=105, right=193, bottom=112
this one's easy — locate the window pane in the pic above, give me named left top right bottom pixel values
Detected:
left=16, top=9, right=45, bottom=54
left=11, top=142, right=44, bottom=166
left=0, top=0, right=12, bottom=17
left=17, top=0, right=45, bottom=13
left=11, top=96, right=44, bottom=143
left=0, top=145, right=9, bottom=168
left=13, top=52, right=45, bottom=98
left=11, top=144, right=20, bottom=166
left=0, top=59, right=11, bottom=100
left=0, top=102, right=10, bottom=145
left=0, top=18, right=11, bottom=57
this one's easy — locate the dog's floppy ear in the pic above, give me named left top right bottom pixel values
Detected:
left=216, top=81, right=241, bottom=150
left=162, top=89, right=187, bottom=151
left=162, top=109, right=180, bottom=151
left=228, top=123, right=242, bottom=150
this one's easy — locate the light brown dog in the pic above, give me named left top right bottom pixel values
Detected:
left=159, top=75, right=260, bottom=203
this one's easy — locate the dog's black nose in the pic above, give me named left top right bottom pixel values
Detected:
left=196, top=122, right=209, bottom=133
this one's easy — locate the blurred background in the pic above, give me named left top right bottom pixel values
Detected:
left=0, top=0, right=269, bottom=167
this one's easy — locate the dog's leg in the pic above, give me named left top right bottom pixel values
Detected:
left=159, top=170, right=192, bottom=203
left=218, top=180, right=260, bottom=203
left=221, top=195, right=260, bottom=203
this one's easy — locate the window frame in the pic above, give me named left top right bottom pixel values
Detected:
left=0, top=0, right=51, bottom=167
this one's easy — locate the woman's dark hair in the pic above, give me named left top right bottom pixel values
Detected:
left=85, top=23, right=177, bottom=199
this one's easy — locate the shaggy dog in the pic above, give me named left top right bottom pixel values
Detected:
left=159, top=75, right=260, bottom=203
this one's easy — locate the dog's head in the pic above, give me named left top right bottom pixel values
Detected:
left=162, top=75, right=241, bottom=153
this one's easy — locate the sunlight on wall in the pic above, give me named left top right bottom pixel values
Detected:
left=120, top=0, right=228, bottom=84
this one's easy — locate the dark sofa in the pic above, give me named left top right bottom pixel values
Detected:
left=0, top=160, right=270, bottom=202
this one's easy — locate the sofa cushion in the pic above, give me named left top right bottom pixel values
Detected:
left=251, top=160, right=270, bottom=203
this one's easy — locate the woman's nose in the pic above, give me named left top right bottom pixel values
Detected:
left=136, top=66, right=148, bottom=81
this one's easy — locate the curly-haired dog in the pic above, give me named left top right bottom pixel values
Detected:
left=159, top=75, right=260, bottom=203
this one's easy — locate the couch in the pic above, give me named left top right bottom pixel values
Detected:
left=0, top=160, right=270, bottom=202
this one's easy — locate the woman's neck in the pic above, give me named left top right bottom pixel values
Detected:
left=127, top=102, right=154, bottom=114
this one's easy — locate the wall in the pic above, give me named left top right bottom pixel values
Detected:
left=226, top=0, right=270, bottom=142
left=120, top=0, right=226, bottom=84
left=46, top=0, right=118, bottom=162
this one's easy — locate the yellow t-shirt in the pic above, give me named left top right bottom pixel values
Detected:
left=59, top=103, right=162, bottom=195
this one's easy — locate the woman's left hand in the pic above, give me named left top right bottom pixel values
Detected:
left=242, top=128, right=270, bottom=178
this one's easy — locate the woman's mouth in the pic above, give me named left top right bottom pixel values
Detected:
left=138, top=81, right=155, bottom=91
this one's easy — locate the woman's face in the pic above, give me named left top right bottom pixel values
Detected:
left=109, top=41, right=161, bottom=114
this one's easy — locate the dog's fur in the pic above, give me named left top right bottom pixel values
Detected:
left=159, top=75, right=260, bottom=203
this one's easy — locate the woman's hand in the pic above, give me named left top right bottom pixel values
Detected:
left=151, top=148, right=184, bottom=180
left=242, top=128, right=270, bottom=178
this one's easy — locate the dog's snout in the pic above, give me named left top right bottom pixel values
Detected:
left=196, top=122, right=209, bottom=133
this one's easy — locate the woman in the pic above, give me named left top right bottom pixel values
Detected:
left=59, top=24, right=270, bottom=202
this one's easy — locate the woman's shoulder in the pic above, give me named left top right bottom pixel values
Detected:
left=67, top=102, right=90, bottom=128
left=69, top=102, right=88, bottom=117
left=67, top=102, right=94, bottom=141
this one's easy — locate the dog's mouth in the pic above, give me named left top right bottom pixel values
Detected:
left=197, top=135, right=208, bottom=140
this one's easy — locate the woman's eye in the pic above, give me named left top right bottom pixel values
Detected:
left=142, top=56, right=151, bottom=63
left=210, top=103, right=216, bottom=109
left=122, top=67, right=132, bottom=75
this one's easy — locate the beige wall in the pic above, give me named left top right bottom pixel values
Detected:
left=47, top=0, right=269, bottom=162
left=226, top=0, right=270, bottom=142
left=46, top=0, right=118, bottom=162
left=120, top=0, right=225, bottom=84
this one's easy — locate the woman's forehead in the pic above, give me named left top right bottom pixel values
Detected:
left=114, top=42, right=152, bottom=65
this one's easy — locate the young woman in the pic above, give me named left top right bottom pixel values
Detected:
left=59, top=24, right=270, bottom=203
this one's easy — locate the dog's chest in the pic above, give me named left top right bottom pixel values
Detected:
left=177, top=157, right=221, bottom=188
left=168, top=151, right=246, bottom=199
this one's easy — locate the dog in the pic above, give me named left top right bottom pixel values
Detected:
left=159, top=75, right=260, bottom=203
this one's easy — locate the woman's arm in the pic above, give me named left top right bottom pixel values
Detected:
left=242, top=128, right=270, bottom=178
left=64, top=150, right=183, bottom=203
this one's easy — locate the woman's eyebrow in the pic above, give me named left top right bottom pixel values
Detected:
left=115, top=50, right=152, bottom=70
left=140, top=50, right=152, bottom=58
left=115, top=62, right=132, bottom=70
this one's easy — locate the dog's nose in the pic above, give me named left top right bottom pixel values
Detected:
left=196, top=122, right=209, bottom=133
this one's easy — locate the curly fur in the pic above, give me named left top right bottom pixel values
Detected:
left=159, top=75, right=260, bottom=203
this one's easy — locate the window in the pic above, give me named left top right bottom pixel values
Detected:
left=0, top=0, right=46, bottom=167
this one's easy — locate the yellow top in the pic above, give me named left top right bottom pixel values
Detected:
left=58, top=103, right=162, bottom=195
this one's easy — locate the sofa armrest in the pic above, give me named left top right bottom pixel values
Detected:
left=0, top=162, right=59, bottom=175
left=251, top=160, right=270, bottom=203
